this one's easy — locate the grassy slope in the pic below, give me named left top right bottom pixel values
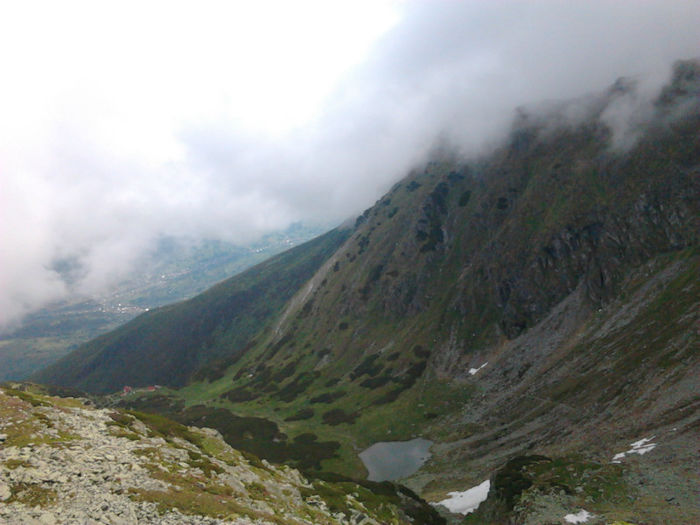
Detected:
left=126, top=76, right=699, bottom=524
left=33, top=228, right=350, bottom=394
left=36, top=62, right=700, bottom=523
left=437, top=248, right=699, bottom=524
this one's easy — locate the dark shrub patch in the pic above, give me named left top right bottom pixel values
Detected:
left=127, top=410, right=205, bottom=448
left=371, top=387, right=405, bottom=406
left=359, top=285, right=370, bottom=301
left=275, top=371, right=320, bottom=402
left=417, top=182, right=450, bottom=252
left=350, top=354, right=383, bottom=380
left=244, top=364, right=270, bottom=384
left=359, top=264, right=385, bottom=300
left=357, top=235, right=370, bottom=254
left=117, top=394, right=184, bottom=414
left=448, top=170, right=465, bottom=183
left=430, top=182, right=449, bottom=214
left=271, top=358, right=300, bottom=384
left=178, top=405, right=341, bottom=470
left=284, top=408, right=314, bottom=421
left=386, top=352, right=400, bottom=361
left=246, top=365, right=278, bottom=394
left=107, top=411, right=135, bottom=428
left=338, top=322, right=349, bottom=331
left=221, top=386, right=259, bottom=402
left=406, top=181, right=422, bottom=192
left=399, top=360, right=427, bottom=385
left=293, top=432, right=318, bottom=443
left=310, top=391, right=347, bottom=404
left=387, top=206, right=399, bottom=218
left=266, top=333, right=294, bottom=358
left=497, top=196, right=509, bottom=210
left=368, top=264, right=384, bottom=283
left=360, top=376, right=392, bottom=389
left=322, top=408, right=359, bottom=426
left=412, top=345, right=431, bottom=359
left=299, top=298, right=315, bottom=317
left=287, top=440, right=340, bottom=470
left=180, top=405, right=283, bottom=445
left=492, top=455, right=552, bottom=510
left=240, top=449, right=269, bottom=470
left=458, top=190, right=472, bottom=206
left=419, top=224, right=444, bottom=253
left=324, top=378, right=340, bottom=388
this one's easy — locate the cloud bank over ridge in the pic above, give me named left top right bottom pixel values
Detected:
left=1, top=1, right=698, bottom=328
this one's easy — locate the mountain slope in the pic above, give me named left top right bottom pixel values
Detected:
left=186, top=60, right=697, bottom=405
left=35, top=59, right=700, bottom=524
left=159, top=61, right=699, bottom=523
left=33, top=228, right=350, bottom=394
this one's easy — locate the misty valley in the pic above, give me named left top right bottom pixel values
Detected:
left=1, top=10, right=699, bottom=524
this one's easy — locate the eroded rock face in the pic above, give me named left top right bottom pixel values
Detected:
left=0, top=387, right=399, bottom=525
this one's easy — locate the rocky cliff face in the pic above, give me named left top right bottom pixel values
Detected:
left=0, top=385, right=444, bottom=524
left=206, top=59, right=698, bottom=414
left=157, top=60, right=697, bottom=524
left=28, top=59, right=700, bottom=524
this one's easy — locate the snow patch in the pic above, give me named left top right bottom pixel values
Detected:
left=564, top=509, right=593, bottom=523
left=437, top=480, right=490, bottom=515
left=612, top=435, right=657, bottom=463
left=468, top=362, right=488, bottom=375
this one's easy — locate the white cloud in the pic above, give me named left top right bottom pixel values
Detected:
left=1, top=1, right=698, bottom=328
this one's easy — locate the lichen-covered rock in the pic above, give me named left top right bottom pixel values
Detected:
left=0, top=387, right=437, bottom=524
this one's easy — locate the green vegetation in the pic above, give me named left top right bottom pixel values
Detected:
left=466, top=455, right=628, bottom=524
left=25, top=63, right=700, bottom=524
left=7, top=483, right=57, bottom=508
left=300, top=476, right=446, bottom=525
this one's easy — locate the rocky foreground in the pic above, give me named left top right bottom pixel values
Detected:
left=0, top=386, right=441, bottom=525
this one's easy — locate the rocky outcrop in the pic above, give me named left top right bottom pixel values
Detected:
left=0, top=386, right=420, bottom=524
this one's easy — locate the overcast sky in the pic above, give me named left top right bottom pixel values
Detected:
left=1, top=1, right=698, bottom=329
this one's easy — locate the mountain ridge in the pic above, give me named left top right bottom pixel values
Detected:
left=33, top=58, right=700, bottom=524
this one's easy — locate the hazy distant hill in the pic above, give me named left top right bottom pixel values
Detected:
left=0, top=225, right=323, bottom=381
left=37, top=59, right=700, bottom=524
left=33, top=228, right=349, bottom=393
